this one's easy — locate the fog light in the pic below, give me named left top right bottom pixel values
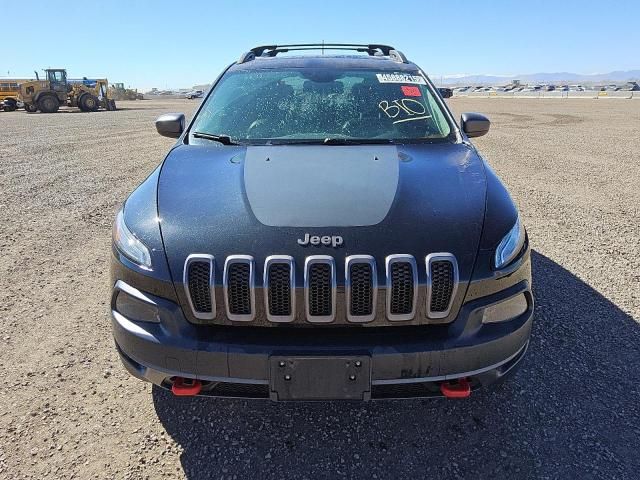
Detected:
left=115, top=291, right=160, bottom=323
left=482, top=294, right=528, bottom=324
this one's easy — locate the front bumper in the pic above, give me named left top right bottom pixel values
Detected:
left=111, top=277, right=533, bottom=400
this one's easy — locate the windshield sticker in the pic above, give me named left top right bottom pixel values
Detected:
left=379, top=98, right=432, bottom=124
left=401, top=85, right=421, bottom=97
left=376, top=73, right=426, bottom=84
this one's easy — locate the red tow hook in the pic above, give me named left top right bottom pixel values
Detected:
left=440, top=377, right=471, bottom=398
left=171, top=377, right=202, bottom=396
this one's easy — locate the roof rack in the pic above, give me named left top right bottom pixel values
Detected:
left=237, top=43, right=408, bottom=65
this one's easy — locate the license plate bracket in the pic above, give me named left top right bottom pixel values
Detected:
left=269, top=356, right=371, bottom=401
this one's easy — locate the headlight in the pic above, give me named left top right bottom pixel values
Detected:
left=494, top=216, right=525, bottom=269
left=113, top=209, right=152, bottom=270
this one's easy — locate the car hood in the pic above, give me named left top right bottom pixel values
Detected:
left=157, top=143, right=487, bottom=285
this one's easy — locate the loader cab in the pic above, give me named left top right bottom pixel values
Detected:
left=45, top=69, right=69, bottom=98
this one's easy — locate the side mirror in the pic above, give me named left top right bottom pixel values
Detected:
left=438, top=87, right=453, bottom=99
left=461, top=112, right=490, bottom=138
left=155, top=113, right=185, bottom=138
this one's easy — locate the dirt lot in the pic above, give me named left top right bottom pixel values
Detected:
left=0, top=98, right=639, bottom=479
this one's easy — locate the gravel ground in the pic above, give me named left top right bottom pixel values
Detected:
left=0, top=98, right=638, bottom=479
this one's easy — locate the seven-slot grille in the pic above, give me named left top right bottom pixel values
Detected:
left=183, top=253, right=458, bottom=324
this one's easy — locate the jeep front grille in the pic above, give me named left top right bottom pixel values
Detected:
left=182, top=252, right=458, bottom=325
left=224, top=255, right=255, bottom=321
left=183, top=254, right=215, bottom=320
left=304, top=256, right=336, bottom=323
left=426, top=253, right=459, bottom=318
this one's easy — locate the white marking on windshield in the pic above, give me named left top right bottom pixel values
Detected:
left=393, top=115, right=432, bottom=124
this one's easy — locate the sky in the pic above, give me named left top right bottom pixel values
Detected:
left=1, top=0, right=638, bottom=90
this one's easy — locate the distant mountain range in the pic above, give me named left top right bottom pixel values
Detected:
left=439, top=70, right=640, bottom=85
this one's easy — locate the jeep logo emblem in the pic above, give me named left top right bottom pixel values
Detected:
left=297, top=233, right=344, bottom=248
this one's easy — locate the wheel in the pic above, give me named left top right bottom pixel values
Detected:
left=77, top=94, right=88, bottom=112
left=81, top=95, right=99, bottom=112
left=107, top=99, right=117, bottom=111
left=24, top=103, right=38, bottom=113
left=38, top=95, right=60, bottom=113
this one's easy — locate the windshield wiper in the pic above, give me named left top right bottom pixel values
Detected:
left=192, top=131, right=240, bottom=145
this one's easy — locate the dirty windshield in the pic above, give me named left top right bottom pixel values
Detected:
left=190, top=68, right=453, bottom=144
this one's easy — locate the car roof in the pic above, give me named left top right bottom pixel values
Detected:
left=229, top=55, right=422, bottom=73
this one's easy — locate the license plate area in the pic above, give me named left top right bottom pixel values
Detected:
left=269, top=356, right=371, bottom=401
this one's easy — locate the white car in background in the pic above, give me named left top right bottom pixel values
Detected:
left=185, top=90, right=204, bottom=99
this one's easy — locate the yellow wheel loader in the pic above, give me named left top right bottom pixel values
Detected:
left=19, top=69, right=116, bottom=113
left=110, top=83, right=142, bottom=101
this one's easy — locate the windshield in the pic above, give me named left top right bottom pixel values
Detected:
left=190, top=68, right=453, bottom=145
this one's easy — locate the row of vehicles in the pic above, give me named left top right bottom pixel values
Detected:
left=0, top=69, right=142, bottom=113
left=454, top=81, right=639, bottom=94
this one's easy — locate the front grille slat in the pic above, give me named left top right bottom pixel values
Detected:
left=385, top=255, right=417, bottom=321
left=264, top=256, right=295, bottom=322
left=426, top=253, right=459, bottom=319
left=189, top=262, right=212, bottom=312
left=183, top=254, right=215, bottom=320
left=305, top=256, right=336, bottom=323
left=430, top=262, right=454, bottom=311
left=345, top=255, right=377, bottom=323
left=224, top=255, right=255, bottom=321
left=269, top=264, right=291, bottom=315
left=309, top=264, right=331, bottom=315
left=390, top=263, right=414, bottom=314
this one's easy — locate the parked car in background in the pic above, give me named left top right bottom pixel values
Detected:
left=437, top=87, right=453, bottom=98
left=186, top=90, right=204, bottom=99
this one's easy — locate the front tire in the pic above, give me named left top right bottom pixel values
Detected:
left=38, top=95, right=60, bottom=113
left=24, top=103, right=38, bottom=113
left=81, top=94, right=99, bottom=112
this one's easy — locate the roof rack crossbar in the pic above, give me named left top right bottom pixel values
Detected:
left=237, top=43, right=408, bottom=64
